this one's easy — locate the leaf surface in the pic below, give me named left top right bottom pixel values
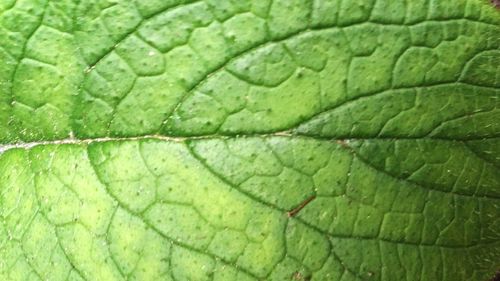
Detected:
left=0, top=0, right=499, bottom=280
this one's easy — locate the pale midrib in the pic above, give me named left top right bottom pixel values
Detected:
left=0, top=132, right=293, bottom=154
left=0, top=131, right=496, bottom=155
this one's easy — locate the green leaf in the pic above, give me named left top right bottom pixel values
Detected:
left=0, top=0, right=499, bottom=280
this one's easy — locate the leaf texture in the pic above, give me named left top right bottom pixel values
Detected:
left=0, top=0, right=499, bottom=280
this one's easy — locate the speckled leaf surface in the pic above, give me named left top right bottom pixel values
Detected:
left=0, top=0, right=499, bottom=280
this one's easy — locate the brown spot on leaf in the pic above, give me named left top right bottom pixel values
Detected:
left=336, top=139, right=351, bottom=149
left=492, top=0, right=500, bottom=8
left=287, top=195, right=316, bottom=218
left=292, top=271, right=311, bottom=281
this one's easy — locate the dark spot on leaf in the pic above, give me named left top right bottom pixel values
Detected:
left=492, top=0, right=500, bottom=8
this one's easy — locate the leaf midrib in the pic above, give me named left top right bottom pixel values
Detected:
left=2, top=132, right=499, bottom=153
left=2, top=133, right=499, bottom=201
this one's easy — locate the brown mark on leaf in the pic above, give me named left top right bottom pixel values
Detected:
left=287, top=195, right=316, bottom=218
left=492, top=0, right=500, bottom=8
left=292, top=271, right=311, bottom=281
left=336, top=139, right=351, bottom=149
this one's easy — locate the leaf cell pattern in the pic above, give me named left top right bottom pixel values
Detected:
left=0, top=0, right=499, bottom=280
